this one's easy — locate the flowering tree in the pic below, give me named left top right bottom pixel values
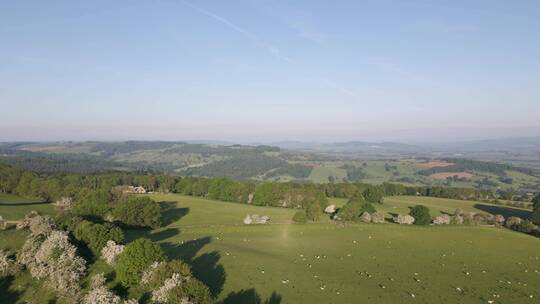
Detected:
left=17, top=217, right=86, bottom=302
left=393, top=214, right=415, bottom=225
left=433, top=214, right=450, bottom=225
left=0, top=249, right=18, bottom=275
left=101, top=240, right=125, bottom=265
left=359, top=212, right=372, bottom=223
left=83, top=273, right=121, bottom=304
left=371, top=212, right=386, bottom=223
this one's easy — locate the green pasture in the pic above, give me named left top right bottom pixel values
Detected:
left=133, top=194, right=540, bottom=304
left=0, top=194, right=53, bottom=221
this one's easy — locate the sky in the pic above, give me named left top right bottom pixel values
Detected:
left=1, top=0, right=539, bottom=143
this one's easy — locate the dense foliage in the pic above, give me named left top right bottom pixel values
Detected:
left=116, top=238, right=166, bottom=286
left=409, top=205, right=431, bottom=225
left=112, top=196, right=162, bottom=228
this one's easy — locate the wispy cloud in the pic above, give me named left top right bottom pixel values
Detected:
left=180, top=0, right=356, bottom=98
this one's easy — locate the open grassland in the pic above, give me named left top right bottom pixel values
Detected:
left=307, top=166, right=347, bottom=183
left=382, top=196, right=531, bottom=219
left=0, top=194, right=53, bottom=221
left=129, top=194, right=539, bottom=304
left=1, top=193, right=539, bottom=303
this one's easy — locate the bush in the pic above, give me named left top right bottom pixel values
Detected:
left=73, top=220, right=124, bottom=256
left=393, top=214, right=414, bottom=225
left=409, top=205, right=431, bottom=225
left=73, top=190, right=110, bottom=218
left=292, top=211, right=307, bottom=223
left=362, top=187, right=384, bottom=204
left=505, top=216, right=522, bottom=229
left=112, top=197, right=161, bottom=228
left=142, top=260, right=212, bottom=304
left=532, top=207, right=540, bottom=225
left=116, top=238, right=166, bottom=286
left=305, top=203, right=322, bottom=221
left=359, top=212, right=371, bottom=223
left=515, top=220, right=535, bottom=233
left=433, top=214, right=450, bottom=225
left=370, top=212, right=386, bottom=223
left=336, top=196, right=376, bottom=222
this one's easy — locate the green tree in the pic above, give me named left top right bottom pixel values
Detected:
left=73, top=220, right=124, bottom=256
left=363, top=187, right=384, bottom=204
left=530, top=208, right=540, bottom=225
left=532, top=194, right=540, bottom=210
left=336, top=196, right=376, bottom=221
left=73, top=189, right=110, bottom=218
left=116, top=238, right=166, bottom=286
left=409, top=205, right=431, bottom=225
left=112, top=196, right=161, bottom=228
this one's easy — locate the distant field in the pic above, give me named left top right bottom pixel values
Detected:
left=416, top=161, right=453, bottom=168
left=430, top=172, right=474, bottom=180
left=307, top=166, right=347, bottom=183
left=0, top=194, right=53, bottom=220
left=125, top=194, right=540, bottom=304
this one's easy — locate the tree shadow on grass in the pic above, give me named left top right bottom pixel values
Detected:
left=220, top=289, right=282, bottom=304
left=159, top=201, right=189, bottom=226
left=473, top=204, right=531, bottom=219
left=161, top=237, right=226, bottom=298
left=0, top=276, right=22, bottom=303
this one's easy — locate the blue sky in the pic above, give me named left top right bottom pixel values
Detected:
left=1, top=0, right=539, bottom=142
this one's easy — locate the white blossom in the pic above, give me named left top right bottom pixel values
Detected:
left=433, top=214, right=451, bottom=225
left=393, top=214, right=415, bottom=225
left=101, top=240, right=125, bottom=265
left=83, top=273, right=121, bottom=304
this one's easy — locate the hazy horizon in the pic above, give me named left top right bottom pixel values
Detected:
left=1, top=1, right=539, bottom=142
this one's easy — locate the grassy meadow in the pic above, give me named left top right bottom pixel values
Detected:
left=1, top=193, right=539, bottom=303
left=0, top=194, right=53, bottom=221
left=136, top=194, right=539, bottom=303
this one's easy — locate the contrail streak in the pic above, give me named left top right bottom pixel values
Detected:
left=180, top=0, right=356, bottom=97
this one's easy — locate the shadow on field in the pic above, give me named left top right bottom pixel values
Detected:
left=474, top=204, right=531, bottom=219
left=220, top=289, right=282, bottom=304
left=0, top=201, right=48, bottom=206
left=161, top=237, right=226, bottom=298
left=0, top=276, right=21, bottom=303
left=159, top=201, right=189, bottom=226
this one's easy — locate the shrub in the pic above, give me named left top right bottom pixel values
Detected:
left=370, top=212, right=386, bottom=223
left=531, top=208, right=540, bottom=225
left=505, top=216, right=522, bottom=229
left=0, top=250, right=18, bottom=275
left=362, top=187, right=384, bottom=204
left=142, top=260, right=212, bottom=304
left=73, top=220, right=124, bottom=256
left=515, top=220, right=535, bottom=233
left=336, top=197, right=376, bottom=222
left=394, top=214, right=415, bottom=225
left=112, top=197, right=161, bottom=228
left=359, top=212, right=371, bottom=223
left=433, top=214, right=450, bottom=225
left=292, top=211, right=307, bottom=223
left=73, top=190, right=110, bottom=218
left=305, top=203, right=322, bottom=221
left=116, top=238, right=166, bottom=286
left=451, top=215, right=464, bottom=225
left=409, top=205, right=431, bottom=225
